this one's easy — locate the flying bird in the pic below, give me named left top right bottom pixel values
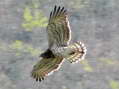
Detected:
left=31, top=5, right=87, bottom=82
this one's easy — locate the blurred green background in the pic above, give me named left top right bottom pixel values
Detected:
left=0, top=0, right=119, bottom=89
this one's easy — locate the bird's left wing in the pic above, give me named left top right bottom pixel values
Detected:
left=47, top=6, right=71, bottom=49
left=31, top=56, right=64, bottom=81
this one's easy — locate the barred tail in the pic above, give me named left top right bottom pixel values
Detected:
left=67, top=41, right=87, bottom=63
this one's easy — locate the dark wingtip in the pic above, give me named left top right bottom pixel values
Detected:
left=36, top=78, right=38, bottom=81
left=57, top=6, right=67, bottom=15
left=35, top=77, right=44, bottom=82
left=57, top=6, right=61, bottom=12
left=49, top=5, right=67, bottom=20
left=53, top=5, right=57, bottom=15
left=50, top=11, right=52, bottom=18
left=38, top=78, right=41, bottom=82
left=61, top=7, right=64, bottom=12
left=42, top=77, right=44, bottom=80
left=54, top=5, right=57, bottom=8
left=56, top=6, right=61, bottom=16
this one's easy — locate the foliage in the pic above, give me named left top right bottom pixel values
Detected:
left=109, top=80, right=119, bottom=89
left=0, top=40, right=41, bottom=56
left=81, top=60, right=93, bottom=72
left=10, top=40, right=23, bottom=50
left=22, top=4, right=48, bottom=31
left=99, top=58, right=119, bottom=65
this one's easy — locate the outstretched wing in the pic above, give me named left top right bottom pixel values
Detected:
left=31, top=56, right=64, bottom=81
left=47, top=6, right=71, bottom=49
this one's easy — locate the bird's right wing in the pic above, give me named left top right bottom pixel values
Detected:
left=31, top=56, right=64, bottom=81
left=47, top=6, right=71, bottom=49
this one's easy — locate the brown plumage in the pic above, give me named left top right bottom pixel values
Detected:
left=31, top=5, right=87, bottom=82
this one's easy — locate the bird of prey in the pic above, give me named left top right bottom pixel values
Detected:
left=31, top=5, right=87, bottom=82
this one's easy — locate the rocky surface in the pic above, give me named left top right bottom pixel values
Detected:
left=0, top=0, right=119, bottom=89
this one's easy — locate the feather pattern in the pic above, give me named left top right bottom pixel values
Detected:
left=47, top=5, right=71, bottom=48
left=31, top=6, right=87, bottom=82
left=31, top=56, right=64, bottom=82
left=66, top=41, right=87, bottom=63
left=51, top=41, right=87, bottom=63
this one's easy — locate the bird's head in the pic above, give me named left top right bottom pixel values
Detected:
left=39, top=49, right=55, bottom=58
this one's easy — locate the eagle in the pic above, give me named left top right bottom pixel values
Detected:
left=31, top=5, right=87, bottom=82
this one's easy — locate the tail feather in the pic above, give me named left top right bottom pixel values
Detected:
left=67, top=41, right=87, bottom=63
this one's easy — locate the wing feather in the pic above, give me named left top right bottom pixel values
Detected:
left=31, top=56, right=64, bottom=82
left=47, top=6, right=71, bottom=49
left=66, top=42, right=87, bottom=63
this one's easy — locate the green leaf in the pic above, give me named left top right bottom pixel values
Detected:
left=22, top=4, right=48, bottom=31
left=81, top=60, right=93, bottom=72
left=109, top=80, right=119, bottom=89
left=23, top=7, right=33, bottom=22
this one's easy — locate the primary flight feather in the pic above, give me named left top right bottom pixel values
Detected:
left=31, top=5, right=87, bottom=82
